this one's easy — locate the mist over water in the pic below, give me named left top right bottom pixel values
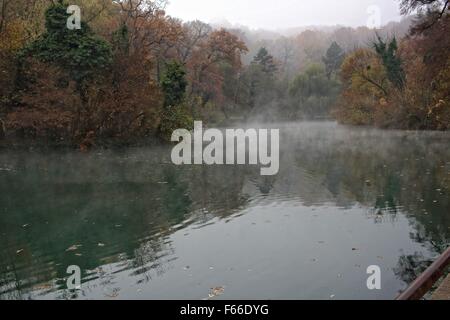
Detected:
left=1, top=121, right=449, bottom=299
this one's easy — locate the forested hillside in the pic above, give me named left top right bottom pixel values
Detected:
left=0, top=0, right=449, bottom=148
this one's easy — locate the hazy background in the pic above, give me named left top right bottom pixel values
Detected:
left=166, top=0, right=402, bottom=29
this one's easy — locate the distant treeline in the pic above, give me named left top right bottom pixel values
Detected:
left=0, top=0, right=449, bottom=149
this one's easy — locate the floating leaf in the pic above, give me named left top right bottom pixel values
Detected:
left=66, top=245, right=82, bottom=252
left=208, top=286, right=225, bottom=299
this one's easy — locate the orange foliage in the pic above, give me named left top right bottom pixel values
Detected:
left=187, top=29, right=248, bottom=106
left=336, top=14, right=450, bottom=130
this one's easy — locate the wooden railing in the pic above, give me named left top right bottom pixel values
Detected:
left=396, top=247, right=450, bottom=300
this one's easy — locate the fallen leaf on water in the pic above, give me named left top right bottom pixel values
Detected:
left=66, top=245, right=82, bottom=252
left=104, top=289, right=120, bottom=298
left=33, top=283, right=53, bottom=291
left=208, top=286, right=225, bottom=299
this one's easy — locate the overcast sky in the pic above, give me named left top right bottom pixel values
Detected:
left=166, top=0, right=403, bottom=29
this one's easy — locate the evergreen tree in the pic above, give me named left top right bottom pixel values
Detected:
left=160, top=61, right=187, bottom=108
left=19, top=1, right=112, bottom=87
left=252, top=47, right=278, bottom=76
left=373, top=35, right=405, bottom=89
left=112, top=23, right=130, bottom=54
left=322, top=41, right=345, bottom=80
left=159, top=61, right=192, bottom=141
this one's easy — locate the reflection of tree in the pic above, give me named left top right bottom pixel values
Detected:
left=130, top=237, right=174, bottom=281
left=0, top=147, right=252, bottom=299
left=159, top=167, right=193, bottom=222
left=393, top=252, right=433, bottom=285
left=0, top=252, right=26, bottom=300
left=1, top=124, right=450, bottom=298
left=187, top=165, right=250, bottom=219
left=283, top=125, right=449, bottom=285
left=255, top=176, right=277, bottom=195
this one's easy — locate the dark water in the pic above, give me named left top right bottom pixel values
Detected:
left=1, top=121, right=449, bottom=300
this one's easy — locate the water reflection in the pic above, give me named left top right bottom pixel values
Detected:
left=0, top=122, right=449, bottom=299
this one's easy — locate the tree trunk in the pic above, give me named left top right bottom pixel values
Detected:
left=0, top=118, right=5, bottom=139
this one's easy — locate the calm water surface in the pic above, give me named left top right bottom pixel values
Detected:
left=1, top=122, right=449, bottom=300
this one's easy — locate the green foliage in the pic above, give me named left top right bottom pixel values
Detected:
left=237, top=48, right=279, bottom=114
left=112, top=23, right=129, bottom=54
left=252, top=47, right=278, bottom=76
left=159, top=104, right=194, bottom=141
left=19, top=2, right=112, bottom=85
left=322, top=41, right=345, bottom=79
left=159, top=61, right=192, bottom=140
left=373, top=35, right=405, bottom=89
left=161, top=61, right=188, bottom=108
left=289, top=64, right=340, bottom=118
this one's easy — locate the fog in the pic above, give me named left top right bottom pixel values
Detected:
left=167, top=0, right=402, bottom=30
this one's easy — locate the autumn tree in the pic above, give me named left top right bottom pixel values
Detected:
left=274, top=37, right=295, bottom=80
left=178, top=20, right=212, bottom=63
left=400, top=0, right=449, bottom=32
left=117, top=0, right=183, bottom=80
left=334, top=48, right=390, bottom=125
left=295, top=29, right=328, bottom=68
left=0, top=0, right=49, bottom=110
left=187, top=29, right=247, bottom=107
left=5, top=1, right=164, bottom=144
left=5, top=61, right=80, bottom=140
left=0, top=0, right=48, bottom=42
left=398, top=16, right=450, bottom=129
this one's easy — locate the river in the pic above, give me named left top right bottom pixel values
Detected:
left=0, top=121, right=449, bottom=300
